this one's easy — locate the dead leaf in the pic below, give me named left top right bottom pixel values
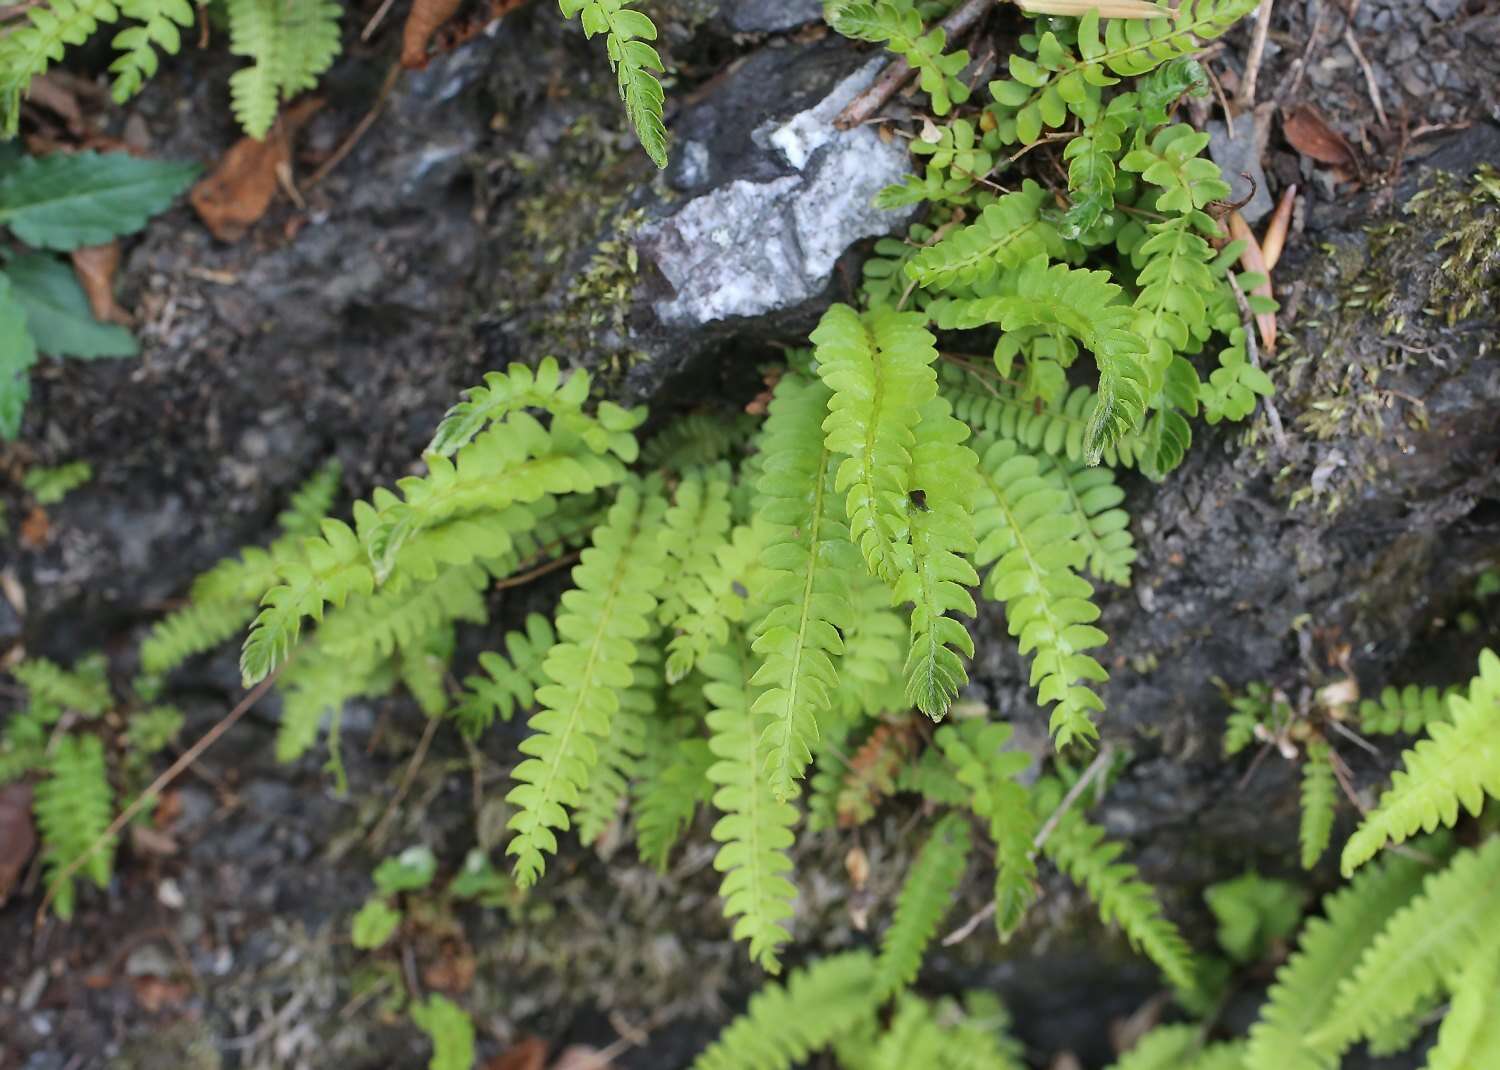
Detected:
left=551, top=1047, right=611, bottom=1070
left=190, top=98, right=323, bottom=242
left=129, top=823, right=179, bottom=857
left=71, top=242, right=131, bottom=326
left=484, top=1037, right=548, bottom=1070
left=402, top=0, right=466, bottom=69
left=0, top=784, right=36, bottom=908
left=19, top=507, right=52, bottom=549
left=1228, top=211, right=1277, bottom=353
left=1282, top=105, right=1356, bottom=168
left=422, top=943, right=476, bottom=994
left=844, top=845, right=870, bottom=890
left=1261, top=183, right=1297, bottom=271
left=26, top=74, right=83, bottom=130
left=131, top=975, right=191, bottom=1013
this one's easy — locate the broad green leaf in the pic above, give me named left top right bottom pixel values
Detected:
left=4, top=254, right=137, bottom=359
left=410, top=994, right=475, bottom=1070
left=0, top=151, right=198, bottom=251
left=0, top=272, right=37, bottom=439
left=372, top=845, right=438, bottom=894
left=350, top=897, right=402, bottom=949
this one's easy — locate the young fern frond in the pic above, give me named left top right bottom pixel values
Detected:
left=505, top=482, right=668, bottom=886
left=1341, top=648, right=1500, bottom=875
left=666, top=521, right=769, bottom=684
left=831, top=2, right=970, bottom=116
left=936, top=719, right=1038, bottom=937
left=877, top=812, right=971, bottom=994
left=0, top=0, right=122, bottom=134
left=835, top=570, right=907, bottom=719
left=633, top=723, right=712, bottom=871
left=1357, top=682, right=1453, bottom=736
left=750, top=372, right=856, bottom=799
left=559, top=0, right=669, bottom=168
left=1035, top=455, right=1135, bottom=587
left=1036, top=777, right=1198, bottom=994
left=1120, top=126, right=1233, bottom=216
left=973, top=436, right=1109, bottom=748
left=657, top=465, right=734, bottom=629
left=1309, top=836, right=1500, bottom=1056
left=692, top=951, right=877, bottom=1070
left=1299, top=740, right=1336, bottom=870
left=275, top=647, right=390, bottom=762
left=575, top=645, right=659, bottom=845
left=109, top=0, right=193, bottom=101
left=13, top=656, right=111, bottom=716
left=226, top=0, right=341, bottom=139
left=34, top=734, right=115, bottom=920
left=906, top=182, right=1068, bottom=292
left=140, top=598, right=258, bottom=677
left=705, top=630, right=799, bottom=973
left=452, top=613, right=556, bottom=738
left=812, top=303, right=938, bottom=586
left=896, top=395, right=980, bottom=719
left=1243, top=843, right=1440, bottom=1070
left=275, top=459, right=342, bottom=537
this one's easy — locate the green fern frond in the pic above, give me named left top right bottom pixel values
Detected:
left=750, top=371, right=856, bottom=800
left=1037, top=777, right=1198, bottom=993
left=832, top=1, right=970, bottom=116
left=1108, top=1026, right=1244, bottom=1070
left=1120, top=125, right=1232, bottom=216
left=1341, top=648, right=1500, bottom=875
left=505, top=481, right=668, bottom=885
left=410, top=994, right=475, bottom=1070
left=0, top=0, right=123, bottom=135
left=276, top=459, right=342, bottom=537
left=13, top=655, right=112, bottom=716
left=274, top=645, right=390, bottom=762
left=641, top=410, right=755, bottom=472
left=34, top=734, right=115, bottom=920
left=973, top=436, right=1109, bottom=748
left=836, top=569, right=907, bottom=719
left=1243, top=842, right=1442, bottom=1070
left=575, top=644, right=659, bottom=845
left=666, top=521, right=769, bottom=684
left=936, top=719, right=1039, bottom=937
left=452, top=612, right=556, bottom=737
left=813, top=303, right=938, bottom=586
left=877, top=812, right=970, bottom=994
left=1357, top=682, right=1454, bottom=736
left=1310, top=836, right=1500, bottom=1056
left=559, top=0, right=669, bottom=168
left=906, top=182, right=1068, bottom=292
left=0, top=710, right=47, bottom=784
left=634, top=721, right=712, bottom=870
left=1424, top=932, right=1500, bottom=1070
left=1036, top=455, right=1135, bottom=587
left=705, top=629, right=800, bottom=972
left=314, top=561, right=488, bottom=664
left=657, top=465, right=734, bottom=629
left=108, top=0, right=193, bottom=101
left=226, top=0, right=341, bottom=139
left=1299, top=740, right=1337, bottom=870
left=896, top=395, right=980, bottom=719
left=140, top=598, right=258, bottom=677
left=693, top=951, right=878, bottom=1070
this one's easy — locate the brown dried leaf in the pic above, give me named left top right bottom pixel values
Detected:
left=1261, top=183, right=1297, bottom=271
left=0, top=784, right=36, bottom=907
left=26, top=74, right=83, bottom=129
left=1282, top=105, right=1356, bottom=168
left=401, top=0, right=466, bottom=69
left=70, top=242, right=130, bottom=326
left=422, top=943, right=476, bottom=994
left=1228, top=210, right=1278, bottom=353
left=551, top=1047, right=610, bottom=1070
left=20, top=506, right=52, bottom=549
left=485, top=1037, right=548, bottom=1070
left=190, top=98, right=323, bottom=242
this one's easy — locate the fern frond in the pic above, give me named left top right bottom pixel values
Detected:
left=1424, top=932, right=1500, bottom=1070
left=832, top=2, right=970, bottom=116
left=1357, top=682, right=1453, bottom=736
left=1108, top=1026, right=1244, bottom=1070
left=452, top=613, right=556, bottom=737
left=275, top=646, right=390, bottom=762
left=836, top=569, right=907, bottom=719
left=1120, top=125, right=1232, bottom=216
left=657, top=465, right=734, bottom=629
left=896, top=395, right=980, bottom=719
left=34, top=734, right=115, bottom=920
left=0, top=0, right=122, bottom=134
left=1341, top=649, right=1500, bottom=875
left=276, top=459, right=342, bottom=537
left=1244, top=843, right=1443, bottom=1070
left=750, top=372, right=856, bottom=800
left=0, top=710, right=47, bottom=784
left=13, top=655, right=111, bottom=716
left=1036, top=455, right=1135, bottom=587
left=505, top=482, right=668, bottom=886
left=835, top=718, right=918, bottom=827
left=1310, top=836, right=1500, bottom=1055
left=108, top=0, right=192, bottom=101
left=973, top=436, right=1109, bottom=748
left=633, top=721, right=712, bottom=870
left=693, top=952, right=877, bottom=1070
left=813, top=303, right=939, bottom=585
left=140, top=598, right=257, bottom=677
left=1299, top=740, right=1336, bottom=869
left=904, top=181, right=1067, bottom=292
left=559, top=0, right=669, bottom=167
left=315, top=561, right=489, bottom=663
left=877, top=812, right=970, bottom=994
left=575, top=643, right=660, bottom=845
left=1037, top=777, right=1198, bottom=993
left=937, top=719, right=1039, bottom=937
left=226, top=0, right=341, bottom=139
left=666, top=521, right=769, bottom=684
left=641, top=410, right=755, bottom=472
left=705, top=630, right=800, bottom=972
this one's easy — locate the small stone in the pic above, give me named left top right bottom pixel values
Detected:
left=124, top=944, right=174, bottom=978
left=1208, top=113, right=1274, bottom=225
left=157, top=878, right=185, bottom=910
left=1425, top=0, right=1463, bottom=18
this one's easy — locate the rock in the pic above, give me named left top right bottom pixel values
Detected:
left=723, top=0, right=825, bottom=34
left=1208, top=112, right=1274, bottom=225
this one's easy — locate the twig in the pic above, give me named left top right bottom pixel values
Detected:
left=1342, top=26, right=1388, bottom=129
left=306, top=62, right=404, bottom=189
left=361, top=0, right=399, bottom=40
left=368, top=711, right=442, bottom=847
left=1236, top=0, right=1275, bottom=111
left=493, top=548, right=582, bottom=591
left=1227, top=273, right=1289, bottom=448
left=942, top=743, right=1117, bottom=946
left=35, top=668, right=285, bottom=924
left=1277, top=0, right=1326, bottom=105
left=834, top=0, right=990, bottom=129
left=1324, top=717, right=1381, bottom=758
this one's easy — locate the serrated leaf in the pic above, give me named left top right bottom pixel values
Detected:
left=0, top=151, right=197, bottom=251
left=3, top=253, right=137, bottom=359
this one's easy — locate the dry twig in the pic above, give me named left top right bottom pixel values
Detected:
left=834, top=0, right=991, bottom=129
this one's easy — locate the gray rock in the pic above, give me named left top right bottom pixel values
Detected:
left=725, top=0, right=825, bottom=33
left=1208, top=112, right=1274, bottom=224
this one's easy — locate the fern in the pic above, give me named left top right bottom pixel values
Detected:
left=1341, top=648, right=1500, bottom=875
left=559, top=0, right=668, bottom=168
left=452, top=613, right=556, bottom=737
left=34, top=734, right=115, bottom=920
left=0, top=709, right=47, bottom=784
left=140, top=597, right=258, bottom=677
left=835, top=570, right=908, bottom=719
left=877, top=812, right=970, bottom=994
left=666, top=521, right=769, bottom=684
left=1036, top=776, right=1198, bottom=994
left=633, top=723, right=712, bottom=870
left=1299, top=740, right=1336, bottom=869
left=13, top=655, right=111, bottom=716
left=225, top=0, right=340, bottom=139
left=275, top=459, right=342, bottom=537
left=705, top=630, right=800, bottom=972
left=973, top=436, right=1109, bottom=747
left=657, top=465, right=734, bottom=629
left=1358, top=682, right=1454, bottom=736
left=575, top=643, right=659, bottom=845
left=109, top=0, right=193, bottom=101
left=505, top=481, right=667, bottom=885
left=1424, top=932, right=1500, bottom=1070
left=831, top=1, right=970, bottom=116
left=812, top=303, right=938, bottom=586
left=905, top=182, right=1069, bottom=293
left=1309, top=836, right=1500, bottom=1055
left=0, top=0, right=122, bottom=134
left=1120, top=126, right=1232, bottom=216
left=693, top=952, right=878, bottom=1070
left=936, top=719, right=1039, bottom=937
left=1109, top=1026, right=1245, bottom=1070
left=410, top=994, right=475, bottom=1070
left=1036, top=455, right=1135, bottom=587
left=750, top=371, right=855, bottom=799
left=835, top=718, right=918, bottom=827
left=275, top=646, right=391, bottom=762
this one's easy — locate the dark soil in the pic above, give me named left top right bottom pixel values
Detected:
left=1, top=0, right=1498, bottom=1068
